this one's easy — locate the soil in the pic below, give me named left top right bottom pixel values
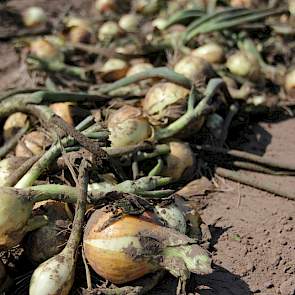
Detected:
left=0, top=1, right=294, bottom=295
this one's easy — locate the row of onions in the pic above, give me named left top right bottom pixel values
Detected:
left=0, top=0, right=294, bottom=294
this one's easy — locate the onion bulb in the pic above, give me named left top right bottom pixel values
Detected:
left=65, top=17, right=92, bottom=44
left=142, top=82, right=189, bottom=125
left=191, top=43, right=225, bottom=64
left=160, top=141, right=195, bottom=181
left=24, top=201, right=71, bottom=264
left=3, top=112, right=28, bottom=140
left=49, top=102, right=74, bottom=126
left=95, top=0, right=117, bottom=13
left=100, top=58, right=129, bottom=82
left=108, top=105, right=152, bottom=147
left=285, top=69, right=295, bottom=93
left=226, top=50, right=260, bottom=79
left=230, top=0, right=253, bottom=7
left=30, top=38, right=61, bottom=61
left=119, top=14, right=141, bottom=32
left=289, top=0, right=295, bottom=15
left=127, top=62, right=154, bottom=76
left=83, top=207, right=212, bottom=284
left=132, top=0, right=162, bottom=15
left=174, top=55, right=217, bottom=84
left=0, top=157, right=28, bottom=187
left=22, top=7, right=47, bottom=28
left=98, top=21, right=121, bottom=42
left=15, top=131, right=50, bottom=157
left=0, top=187, right=45, bottom=249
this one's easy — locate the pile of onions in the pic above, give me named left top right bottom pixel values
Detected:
left=83, top=206, right=212, bottom=284
left=100, top=58, right=129, bottom=82
left=22, top=6, right=47, bottom=28
left=160, top=141, right=196, bottom=181
left=15, top=131, right=50, bottom=157
left=191, top=43, right=225, bottom=64
left=108, top=105, right=152, bottom=147
left=142, top=82, right=189, bottom=124
left=24, top=201, right=71, bottom=264
left=174, top=55, right=217, bottom=84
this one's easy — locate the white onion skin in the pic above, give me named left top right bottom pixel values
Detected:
left=22, top=7, right=47, bottom=28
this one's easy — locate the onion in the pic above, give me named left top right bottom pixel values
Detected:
left=95, top=0, right=117, bottom=13
left=0, top=187, right=36, bottom=249
left=49, top=102, right=74, bottom=126
left=191, top=43, right=225, bottom=64
left=119, top=14, right=141, bottom=32
left=3, top=112, right=28, bottom=140
left=174, top=55, right=217, bottom=84
left=133, top=0, right=162, bottom=15
left=289, top=0, right=295, bottom=15
left=142, top=82, right=189, bottom=125
left=285, top=69, right=295, bottom=93
left=24, top=201, right=71, bottom=264
left=152, top=18, right=167, bottom=30
left=83, top=206, right=212, bottom=284
left=160, top=141, right=195, bottom=181
left=65, top=17, right=92, bottom=44
left=127, top=62, right=154, bottom=76
left=30, top=38, right=61, bottom=61
left=98, top=21, right=121, bottom=42
left=0, top=157, right=28, bottom=187
left=230, top=0, right=253, bottom=7
left=226, top=50, right=260, bottom=79
left=15, top=131, right=50, bottom=157
left=108, top=105, right=152, bottom=147
left=100, top=58, right=129, bottom=82
left=22, top=6, right=47, bottom=28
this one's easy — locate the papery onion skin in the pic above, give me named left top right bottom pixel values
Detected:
left=15, top=131, right=49, bottom=157
left=142, top=82, right=189, bottom=124
left=49, top=103, right=74, bottom=126
left=108, top=105, right=152, bottom=147
left=0, top=188, right=33, bottom=249
left=24, top=201, right=71, bottom=264
left=83, top=209, right=160, bottom=284
left=161, top=141, right=196, bottom=181
left=101, top=58, right=129, bottom=82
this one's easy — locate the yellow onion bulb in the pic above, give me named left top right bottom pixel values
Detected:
left=3, top=112, right=28, bottom=140
left=133, top=0, right=162, bottom=15
left=98, top=21, right=121, bottom=42
left=15, top=131, right=50, bottom=158
left=142, top=82, right=189, bottom=124
left=0, top=188, right=34, bottom=249
left=24, top=201, right=71, bottom=264
left=161, top=141, right=196, bottom=181
left=100, top=58, right=129, bottom=82
left=119, top=14, right=141, bottom=32
left=49, top=102, right=74, bottom=126
left=285, top=69, right=295, bottom=93
left=174, top=55, right=216, bottom=84
left=0, top=157, right=28, bottom=187
left=95, top=0, right=117, bottom=13
left=191, top=43, right=225, bottom=64
left=108, top=105, right=152, bottom=147
left=83, top=207, right=212, bottom=284
left=30, top=38, right=61, bottom=61
left=127, top=62, right=153, bottom=76
left=226, top=51, right=260, bottom=79
left=65, top=17, right=92, bottom=44
left=22, top=6, right=47, bottom=28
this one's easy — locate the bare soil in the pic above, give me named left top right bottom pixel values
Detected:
left=0, top=1, right=294, bottom=295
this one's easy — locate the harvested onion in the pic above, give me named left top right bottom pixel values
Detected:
left=3, top=112, right=28, bottom=140
left=161, top=141, right=195, bottom=181
left=285, top=69, right=295, bottom=93
left=24, top=201, right=71, bottom=264
left=30, top=38, right=61, bottom=61
left=65, top=17, right=92, bottom=44
left=133, top=0, right=162, bottom=15
left=101, top=58, right=129, bottom=82
left=98, top=21, right=121, bottom=42
left=108, top=105, right=152, bottom=147
left=22, top=6, right=47, bottom=28
left=142, top=82, right=189, bottom=124
left=174, top=55, right=216, bottom=84
left=49, top=102, right=74, bottom=126
left=95, top=0, right=117, bottom=13
left=83, top=206, right=212, bottom=284
left=226, top=50, right=260, bottom=79
left=191, top=43, right=224, bottom=64
left=15, top=131, right=49, bottom=157
left=119, top=14, right=141, bottom=32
